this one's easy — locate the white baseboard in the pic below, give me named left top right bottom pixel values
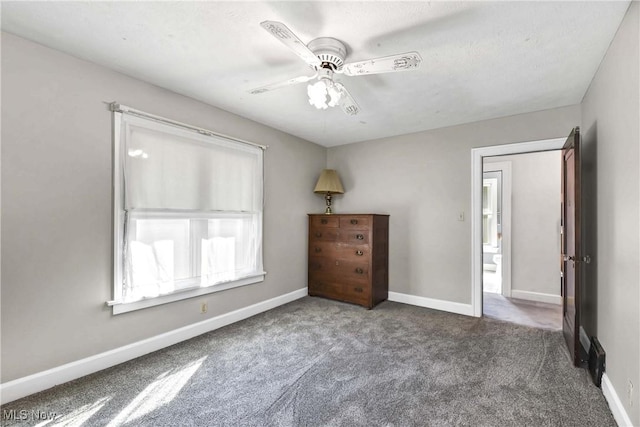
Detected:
left=510, top=290, right=561, bottom=305
left=388, top=291, right=474, bottom=317
left=602, top=373, right=634, bottom=427
left=0, top=288, right=307, bottom=405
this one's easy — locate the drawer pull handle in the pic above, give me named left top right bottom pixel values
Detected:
left=350, top=219, right=358, bottom=225
left=315, top=247, right=322, bottom=253
left=321, top=219, right=328, bottom=224
left=315, top=232, right=322, bottom=238
left=355, top=250, right=363, bottom=256
left=354, top=287, right=363, bottom=293
left=355, top=268, right=364, bottom=274
left=356, top=234, right=364, bottom=240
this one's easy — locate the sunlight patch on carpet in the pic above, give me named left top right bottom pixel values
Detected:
left=106, top=356, right=206, bottom=426
left=35, top=396, right=111, bottom=427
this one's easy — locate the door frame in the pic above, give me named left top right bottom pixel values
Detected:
left=471, top=137, right=566, bottom=317
left=482, top=161, right=512, bottom=298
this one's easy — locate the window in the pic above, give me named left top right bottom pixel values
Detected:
left=110, top=105, right=265, bottom=314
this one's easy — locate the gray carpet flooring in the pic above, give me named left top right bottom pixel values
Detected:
left=1, top=297, right=615, bottom=426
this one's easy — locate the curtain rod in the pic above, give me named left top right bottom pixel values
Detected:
left=109, top=102, right=268, bottom=150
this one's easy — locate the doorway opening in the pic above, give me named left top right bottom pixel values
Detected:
left=481, top=152, right=563, bottom=330
left=471, top=138, right=566, bottom=321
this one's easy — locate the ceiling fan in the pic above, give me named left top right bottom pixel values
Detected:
left=250, top=21, right=422, bottom=116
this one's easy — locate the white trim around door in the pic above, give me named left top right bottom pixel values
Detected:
left=470, top=138, right=566, bottom=317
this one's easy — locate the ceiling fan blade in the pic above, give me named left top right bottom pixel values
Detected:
left=260, top=21, right=321, bottom=68
left=249, top=74, right=317, bottom=95
left=334, top=83, right=360, bottom=116
left=343, top=52, right=422, bottom=76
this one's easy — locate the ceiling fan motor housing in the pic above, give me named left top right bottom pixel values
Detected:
left=307, top=37, right=347, bottom=71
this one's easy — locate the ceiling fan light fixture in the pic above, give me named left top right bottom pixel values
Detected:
left=307, top=80, right=328, bottom=109
left=307, top=79, right=342, bottom=110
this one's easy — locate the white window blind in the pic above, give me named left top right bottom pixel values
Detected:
left=111, top=106, right=265, bottom=314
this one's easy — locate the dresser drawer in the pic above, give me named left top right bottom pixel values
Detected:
left=337, top=229, right=370, bottom=245
left=339, top=216, right=371, bottom=229
left=308, top=280, right=370, bottom=306
left=309, top=258, right=370, bottom=282
left=309, top=242, right=370, bottom=259
left=310, top=228, right=369, bottom=244
left=309, top=227, right=340, bottom=241
left=310, top=215, right=339, bottom=228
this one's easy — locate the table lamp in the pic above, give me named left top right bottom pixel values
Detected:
left=313, top=169, right=345, bottom=214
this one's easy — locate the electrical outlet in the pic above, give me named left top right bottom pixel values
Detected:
left=628, top=380, right=634, bottom=407
left=200, top=301, right=208, bottom=314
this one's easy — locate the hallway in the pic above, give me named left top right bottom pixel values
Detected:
left=483, top=292, right=562, bottom=330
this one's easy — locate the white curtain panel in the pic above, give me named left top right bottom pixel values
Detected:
left=122, top=116, right=262, bottom=212
left=200, top=237, right=236, bottom=286
left=119, top=114, right=263, bottom=302
left=128, top=240, right=175, bottom=299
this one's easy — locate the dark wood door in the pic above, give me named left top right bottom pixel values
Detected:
left=561, top=127, right=582, bottom=366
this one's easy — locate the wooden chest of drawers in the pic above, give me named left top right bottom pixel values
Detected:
left=308, top=214, right=389, bottom=309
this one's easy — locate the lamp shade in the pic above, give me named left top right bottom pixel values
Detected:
left=314, top=169, right=345, bottom=194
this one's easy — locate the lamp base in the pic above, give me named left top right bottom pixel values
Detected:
left=324, top=193, right=333, bottom=214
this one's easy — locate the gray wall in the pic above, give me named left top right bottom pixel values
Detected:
left=581, top=1, right=640, bottom=423
left=485, top=151, right=562, bottom=300
left=1, top=33, right=326, bottom=382
left=327, top=105, right=580, bottom=304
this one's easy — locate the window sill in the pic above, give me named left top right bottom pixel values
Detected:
left=109, top=273, right=265, bottom=315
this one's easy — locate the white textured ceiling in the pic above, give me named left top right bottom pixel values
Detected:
left=1, top=1, right=630, bottom=147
